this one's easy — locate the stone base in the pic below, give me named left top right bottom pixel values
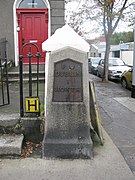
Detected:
left=43, top=139, right=93, bottom=159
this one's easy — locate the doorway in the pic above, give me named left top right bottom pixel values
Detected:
left=17, top=9, right=48, bottom=64
left=13, top=0, right=50, bottom=65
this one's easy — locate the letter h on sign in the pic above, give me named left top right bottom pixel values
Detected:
left=25, top=97, right=39, bottom=113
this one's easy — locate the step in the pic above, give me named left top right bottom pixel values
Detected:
left=8, top=71, right=45, bottom=77
left=0, top=114, right=20, bottom=127
left=6, top=71, right=45, bottom=83
left=7, top=64, right=45, bottom=73
left=7, top=77, right=45, bottom=83
left=0, top=134, right=24, bottom=156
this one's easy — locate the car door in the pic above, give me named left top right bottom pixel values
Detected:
left=97, top=59, right=104, bottom=77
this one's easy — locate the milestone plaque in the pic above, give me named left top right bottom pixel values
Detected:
left=53, top=59, right=83, bottom=102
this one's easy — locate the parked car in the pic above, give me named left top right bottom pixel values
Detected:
left=121, top=68, right=132, bottom=89
left=97, top=58, right=130, bottom=80
left=88, top=57, right=101, bottom=75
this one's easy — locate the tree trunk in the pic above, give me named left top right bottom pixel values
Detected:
left=102, top=35, right=111, bottom=82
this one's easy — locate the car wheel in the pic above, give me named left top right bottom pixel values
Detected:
left=121, top=77, right=128, bottom=89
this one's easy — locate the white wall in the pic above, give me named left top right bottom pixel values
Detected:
left=121, top=51, right=133, bottom=66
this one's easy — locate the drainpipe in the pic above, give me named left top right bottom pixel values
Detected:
left=131, top=21, right=135, bottom=98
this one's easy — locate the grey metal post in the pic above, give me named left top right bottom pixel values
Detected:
left=131, top=22, right=135, bottom=98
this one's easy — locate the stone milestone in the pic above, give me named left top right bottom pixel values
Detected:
left=42, top=47, right=93, bottom=159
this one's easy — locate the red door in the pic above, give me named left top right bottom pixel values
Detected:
left=17, top=9, right=48, bottom=64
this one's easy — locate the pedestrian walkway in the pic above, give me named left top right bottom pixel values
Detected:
left=89, top=74, right=135, bottom=176
left=0, top=128, right=134, bottom=180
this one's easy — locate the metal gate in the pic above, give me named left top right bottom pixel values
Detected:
left=0, top=38, right=10, bottom=107
left=19, top=42, right=44, bottom=117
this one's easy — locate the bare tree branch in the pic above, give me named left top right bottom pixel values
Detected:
left=65, top=0, right=135, bottom=81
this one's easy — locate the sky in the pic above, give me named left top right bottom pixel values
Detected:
left=65, top=0, right=134, bottom=39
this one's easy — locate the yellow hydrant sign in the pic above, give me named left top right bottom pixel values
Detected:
left=25, top=97, right=39, bottom=113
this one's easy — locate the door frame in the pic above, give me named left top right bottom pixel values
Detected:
left=13, top=0, right=51, bottom=66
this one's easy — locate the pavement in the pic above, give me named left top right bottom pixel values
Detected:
left=0, top=74, right=135, bottom=179
left=0, top=128, right=134, bottom=180
left=90, top=74, right=135, bottom=176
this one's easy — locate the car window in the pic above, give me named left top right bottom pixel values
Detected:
left=109, top=59, right=125, bottom=66
left=91, top=58, right=101, bottom=64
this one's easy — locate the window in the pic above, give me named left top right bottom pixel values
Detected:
left=19, top=0, right=47, bottom=8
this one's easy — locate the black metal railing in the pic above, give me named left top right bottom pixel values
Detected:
left=19, top=42, right=44, bottom=117
left=0, top=38, right=10, bottom=107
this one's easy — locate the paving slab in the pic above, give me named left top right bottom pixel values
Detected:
left=114, top=97, right=135, bottom=113
left=0, top=134, right=24, bottom=156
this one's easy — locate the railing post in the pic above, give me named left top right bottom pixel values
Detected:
left=0, top=57, right=5, bottom=105
left=5, top=52, right=10, bottom=104
left=36, top=52, right=41, bottom=97
left=19, top=55, right=24, bottom=117
left=28, top=47, right=33, bottom=97
left=0, top=38, right=10, bottom=107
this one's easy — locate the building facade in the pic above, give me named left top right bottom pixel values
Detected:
left=0, top=0, right=65, bottom=66
left=90, top=41, right=134, bottom=66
